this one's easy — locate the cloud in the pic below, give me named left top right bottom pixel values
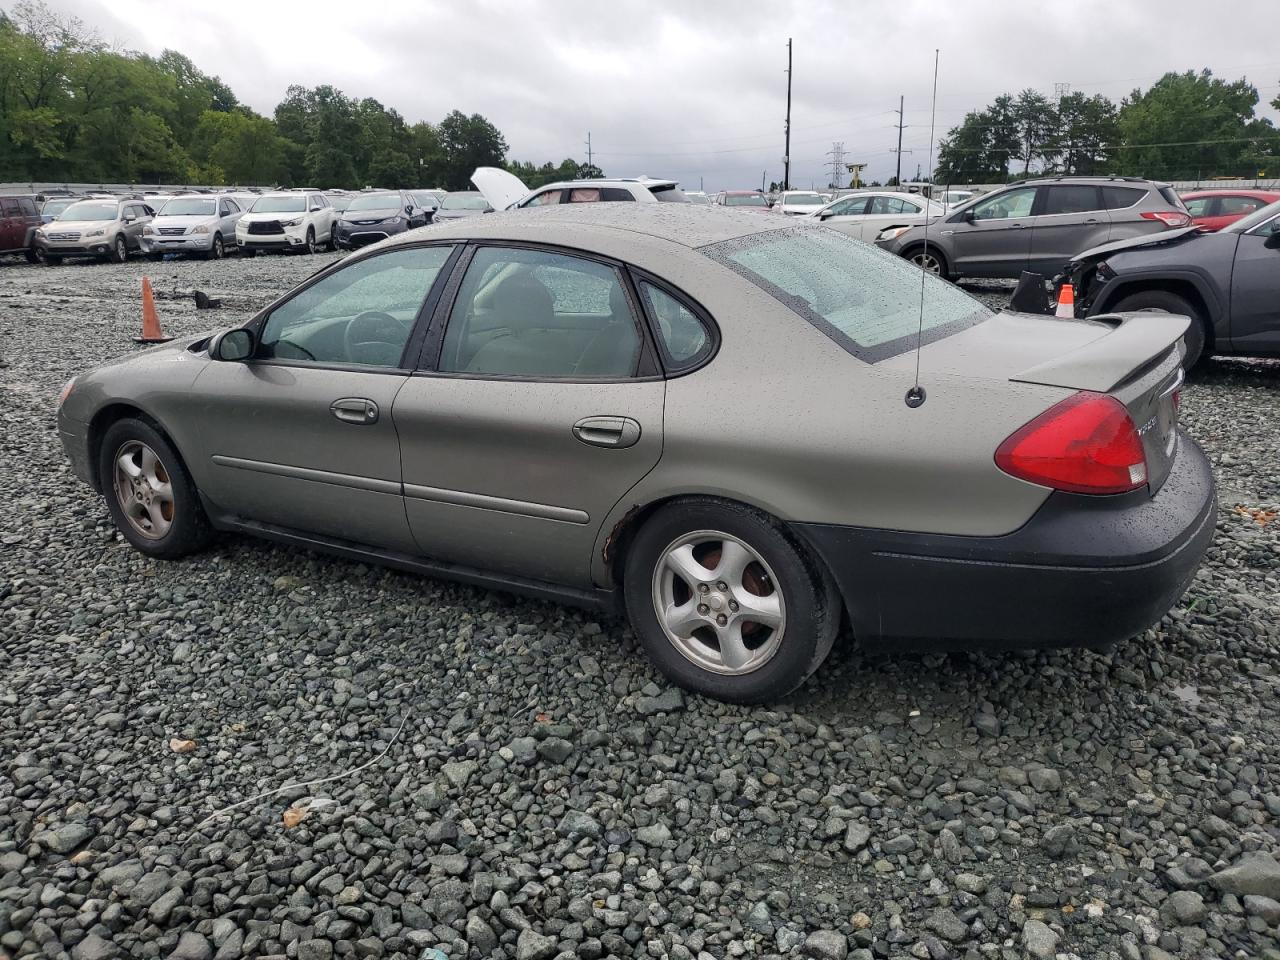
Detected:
left=42, top=0, right=1280, bottom=189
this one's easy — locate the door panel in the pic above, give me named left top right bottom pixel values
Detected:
left=191, top=363, right=416, bottom=551
left=394, top=377, right=664, bottom=586
left=942, top=186, right=1036, bottom=277
left=1028, top=185, right=1110, bottom=276
left=1228, top=231, right=1280, bottom=351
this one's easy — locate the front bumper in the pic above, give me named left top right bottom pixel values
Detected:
left=37, top=239, right=113, bottom=257
left=336, top=220, right=408, bottom=249
left=58, top=411, right=94, bottom=488
left=141, top=235, right=214, bottom=254
left=795, top=431, right=1216, bottom=652
left=237, top=224, right=309, bottom=251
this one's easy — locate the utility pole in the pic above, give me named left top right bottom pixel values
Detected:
left=893, top=95, right=905, bottom=186
left=761, top=170, right=766, bottom=192
left=585, top=132, right=593, bottom=170
left=783, top=39, right=792, bottom=191
left=826, top=141, right=847, bottom=189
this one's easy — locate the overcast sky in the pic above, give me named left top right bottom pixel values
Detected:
left=40, top=0, right=1280, bottom=191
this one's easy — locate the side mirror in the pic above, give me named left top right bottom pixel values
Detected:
left=962, top=209, right=976, bottom=223
left=1264, top=232, right=1280, bottom=249
left=124, top=215, right=136, bottom=223
left=405, top=204, right=415, bottom=214
left=212, top=328, right=254, bottom=362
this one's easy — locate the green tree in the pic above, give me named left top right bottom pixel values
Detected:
left=1012, top=89, right=1058, bottom=175
left=438, top=110, right=508, bottom=189
left=1117, top=69, right=1278, bottom=179
left=1051, top=92, right=1119, bottom=175
left=190, top=108, right=287, bottom=184
left=935, top=96, right=1018, bottom=184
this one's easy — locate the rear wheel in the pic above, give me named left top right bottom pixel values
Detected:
left=97, top=418, right=212, bottom=560
left=623, top=499, right=840, bottom=703
left=1112, top=290, right=1207, bottom=368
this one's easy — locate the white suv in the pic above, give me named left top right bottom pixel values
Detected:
left=472, top=167, right=688, bottom=210
left=236, top=191, right=336, bottom=256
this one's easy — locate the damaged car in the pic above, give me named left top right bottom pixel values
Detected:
left=1059, top=197, right=1280, bottom=367
left=57, top=205, right=1213, bottom=703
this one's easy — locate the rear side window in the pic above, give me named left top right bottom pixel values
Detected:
left=1041, top=185, right=1102, bottom=215
left=868, top=196, right=916, bottom=215
left=1102, top=186, right=1145, bottom=210
left=702, top=227, right=990, bottom=363
left=600, top=188, right=637, bottom=202
left=1158, top=186, right=1187, bottom=211
left=639, top=281, right=711, bottom=369
left=1, top=199, right=20, bottom=217
left=17, top=198, right=37, bottom=217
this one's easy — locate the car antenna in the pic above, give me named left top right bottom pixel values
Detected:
left=905, top=48, right=940, bottom=410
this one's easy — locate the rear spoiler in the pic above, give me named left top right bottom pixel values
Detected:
left=1011, top=312, right=1189, bottom=393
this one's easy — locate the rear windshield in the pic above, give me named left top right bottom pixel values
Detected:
left=726, top=194, right=768, bottom=207
left=252, top=196, right=306, bottom=213
left=651, top=185, right=689, bottom=203
left=347, top=193, right=400, bottom=211
left=784, top=193, right=825, bottom=206
left=701, top=226, right=990, bottom=363
left=159, top=198, right=216, bottom=216
left=1158, top=186, right=1187, bottom=212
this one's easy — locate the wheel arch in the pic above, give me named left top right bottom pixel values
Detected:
left=87, top=403, right=195, bottom=494
left=1095, top=276, right=1219, bottom=349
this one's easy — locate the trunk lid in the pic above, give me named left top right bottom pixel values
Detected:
left=471, top=167, right=529, bottom=211
left=881, top=310, right=1188, bottom=493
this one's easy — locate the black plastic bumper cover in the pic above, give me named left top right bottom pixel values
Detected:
left=794, top=431, right=1216, bottom=652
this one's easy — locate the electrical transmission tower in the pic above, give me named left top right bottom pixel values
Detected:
left=1054, top=82, right=1071, bottom=99
left=826, top=141, right=847, bottom=189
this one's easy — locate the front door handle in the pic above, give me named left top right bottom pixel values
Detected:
left=572, top=416, right=641, bottom=449
left=330, top=397, right=379, bottom=425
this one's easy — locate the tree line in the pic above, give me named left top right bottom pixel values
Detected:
left=0, top=1, right=596, bottom=189
left=934, top=71, right=1280, bottom=184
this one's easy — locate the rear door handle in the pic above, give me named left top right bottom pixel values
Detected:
left=330, top=397, right=379, bottom=425
left=572, top=416, right=641, bottom=449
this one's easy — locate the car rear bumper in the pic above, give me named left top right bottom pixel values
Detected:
left=794, top=431, right=1216, bottom=652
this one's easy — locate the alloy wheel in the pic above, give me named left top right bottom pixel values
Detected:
left=650, top=529, right=786, bottom=675
left=115, top=236, right=127, bottom=262
left=910, top=250, right=941, bottom=274
left=111, top=440, right=174, bottom=540
left=212, top=235, right=223, bottom=259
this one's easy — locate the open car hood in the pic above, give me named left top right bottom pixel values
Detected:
left=472, top=167, right=529, bottom=211
left=1070, top=225, right=1201, bottom=265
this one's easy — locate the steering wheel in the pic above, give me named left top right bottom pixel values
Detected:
left=344, top=310, right=410, bottom=363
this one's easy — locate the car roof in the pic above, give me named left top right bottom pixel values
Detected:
left=538, top=178, right=679, bottom=191
left=1009, top=175, right=1168, bottom=188
left=1181, top=189, right=1280, bottom=199
left=381, top=202, right=790, bottom=252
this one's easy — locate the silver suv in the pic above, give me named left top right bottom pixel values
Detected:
left=142, top=194, right=245, bottom=260
left=33, top=197, right=153, bottom=265
left=875, top=176, right=1192, bottom=280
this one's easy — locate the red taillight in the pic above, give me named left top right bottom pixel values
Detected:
left=995, top=393, right=1148, bottom=495
left=1142, top=210, right=1192, bottom=228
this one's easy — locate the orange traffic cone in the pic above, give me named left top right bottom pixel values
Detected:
left=134, top=277, right=172, bottom=344
left=1055, top=282, right=1075, bottom=319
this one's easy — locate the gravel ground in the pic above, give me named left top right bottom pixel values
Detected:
left=1, top=255, right=1279, bottom=960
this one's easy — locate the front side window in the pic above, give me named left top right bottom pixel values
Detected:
left=1219, top=196, right=1264, bottom=216
left=568, top=188, right=601, bottom=203
left=259, top=246, right=454, bottom=367
left=640, top=282, right=710, bottom=369
left=1041, top=185, right=1102, bottom=216
left=703, top=227, right=990, bottom=363
left=971, top=187, right=1036, bottom=221
left=830, top=197, right=868, bottom=216
left=439, top=247, right=641, bottom=379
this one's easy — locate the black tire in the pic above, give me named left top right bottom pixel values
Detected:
left=327, top=225, right=337, bottom=251
left=44, top=254, right=62, bottom=266
left=622, top=498, right=841, bottom=703
left=1112, top=290, right=1207, bottom=368
left=304, top=227, right=316, bottom=254
left=24, top=248, right=40, bottom=264
left=147, top=252, right=164, bottom=262
left=207, top=234, right=224, bottom=260
left=240, top=248, right=256, bottom=258
left=97, top=418, right=213, bottom=560
left=902, top=244, right=950, bottom=280
left=111, top=235, right=128, bottom=264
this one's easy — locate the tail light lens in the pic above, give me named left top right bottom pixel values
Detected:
left=1142, top=210, right=1192, bottom=228
left=995, top=393, right=1148, bottom=495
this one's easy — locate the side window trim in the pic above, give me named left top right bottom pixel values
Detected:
left=628, top=266, right=721, bottom=377
left=247, top=242, right=461, bottom=373
left=414, top=240, right=663, bottom=381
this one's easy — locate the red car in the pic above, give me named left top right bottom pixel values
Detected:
left=1180, top=189, right=1280, bottom=232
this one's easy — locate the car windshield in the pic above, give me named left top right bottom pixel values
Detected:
left=252, top=196, right=306, bottom=213
left=726, top=194, right=768, bottom=207
left=43, top=198, right=76, bottom=216
left=702, top=226, right=990, bottom=363
left=1223, top=198, right=1280, bottom=234
left=159, top=198, right=216, bottom=216
left=60, top=201, right=118, bottom=221
left=347, top=193, right=400, bottom=212
left=785, top=194, right=825, bottom=206
left=441, top=192, right=489, bottom=210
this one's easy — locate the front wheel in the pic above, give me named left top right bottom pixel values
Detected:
left=904, top=245, right=947, bottom=277
left=623, top=499, right=840, bottom=703
left=24, top=248, right=40, bottom=264
left=327, top=225, right=337, bottom=251
left=97, top=418, right=213, bottom=560
left=240, top=248, right=256, bottom=258
left=207, top=234, right=224, bottom=260
left=111, top=235, right=128, bottom=263
left=304, top=227, right=316, bottom=254
left=1112, top=290, right=1207, bottom=368
left=44, top=254, right=62, bottom=266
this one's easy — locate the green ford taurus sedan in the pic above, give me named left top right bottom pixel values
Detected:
left=57, top=204, right=1214, bottom=702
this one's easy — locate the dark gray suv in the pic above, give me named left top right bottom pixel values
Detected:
left=876, top=177, right=1192, bottom=280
